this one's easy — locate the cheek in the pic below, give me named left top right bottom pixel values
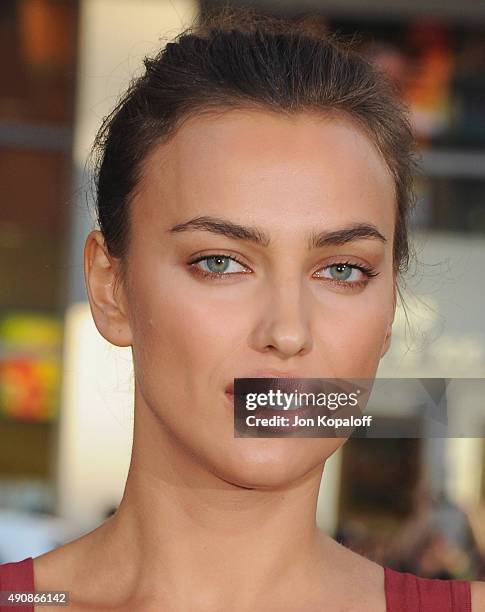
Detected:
left=127, top=259, right=245, bottom=402
left=129, top=278, right=206, bottom=386
left=314, top=283, right=393, bottom=378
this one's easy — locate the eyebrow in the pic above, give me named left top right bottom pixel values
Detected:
left=168, top=215, right=387, bottom=249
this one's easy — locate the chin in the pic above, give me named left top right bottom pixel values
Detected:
left=211, top=437, right=336, bottom=489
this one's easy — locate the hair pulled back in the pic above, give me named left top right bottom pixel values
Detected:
left=91, top=6, right=417, bottom=294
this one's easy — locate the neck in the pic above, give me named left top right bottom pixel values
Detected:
left=92, top=392, right=334, bottom=609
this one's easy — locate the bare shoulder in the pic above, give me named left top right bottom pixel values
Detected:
left=33, top=518, right=111, bottom=591
left=32, top=516, right=135, bottom=610
left=320, top=533, right=387, bottom=611
left=325, top=532, right=384, bottom=579
left=33, top=534, right=89, bottom=590
left=32, top=538, right=91, bottom=611
left=471, top=579, right=485, bottom=610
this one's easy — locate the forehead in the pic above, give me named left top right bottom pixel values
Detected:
left=135, top=109, right=396, bottom=233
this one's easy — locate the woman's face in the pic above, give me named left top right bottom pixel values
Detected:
left=96, top=109, right=397, bottom=487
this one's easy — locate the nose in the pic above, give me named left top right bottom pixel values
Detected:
left=249, top=278, right=313, bottom=358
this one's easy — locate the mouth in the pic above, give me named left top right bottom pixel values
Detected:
left=224, top=387, right=316, bottom=413
left=224, top=371, right=307, bottom=397
left=224, top=373, right=323, bottom=400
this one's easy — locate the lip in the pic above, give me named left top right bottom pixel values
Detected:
left=225, top=389, right=319, bottom=422
left=224, top=369, right=317, bottom=395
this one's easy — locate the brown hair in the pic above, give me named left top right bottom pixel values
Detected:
left=91, top=6, right=417, bottom=301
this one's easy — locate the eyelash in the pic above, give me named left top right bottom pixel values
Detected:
left=187, top=253, right=379, bottom=290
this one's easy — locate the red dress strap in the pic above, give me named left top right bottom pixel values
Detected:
left=0, top=557, right=34, bottom=612
left=384, top=565, right=472, bottom=612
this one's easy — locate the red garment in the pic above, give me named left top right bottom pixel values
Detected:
left=384, top=566, right=472, bottom=611
left=0, top=557, right=34, bottom=612
left=0, top=557, right=473, bottom=611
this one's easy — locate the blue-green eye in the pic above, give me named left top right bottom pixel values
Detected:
left=189, top=254, right=248, bottom=278
left=188, top=253, right=379, bottom=289
left=321, top=264, right=356, bottom=282
left=314, top=262, right=379, bottom=288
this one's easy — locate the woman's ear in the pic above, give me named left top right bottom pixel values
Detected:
left=83, top=229, right=133, bottom=347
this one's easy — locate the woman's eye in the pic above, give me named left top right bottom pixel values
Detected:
left=315, top=263, right=367, bottom=283
left=188, top=256, right=377, bottom=287
left=190, top=255, right=248, bottom=277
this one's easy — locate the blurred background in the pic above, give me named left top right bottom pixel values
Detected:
left=1, top=0, right=485, bottom=580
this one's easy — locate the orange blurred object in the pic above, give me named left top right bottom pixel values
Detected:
left=18, top=0, right=75, bottom=70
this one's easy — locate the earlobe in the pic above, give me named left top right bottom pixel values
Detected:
left=83, top=229, right=133, bottom=347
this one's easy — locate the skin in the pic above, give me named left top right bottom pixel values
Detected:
left=31, top=109, right=485, bottom=610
